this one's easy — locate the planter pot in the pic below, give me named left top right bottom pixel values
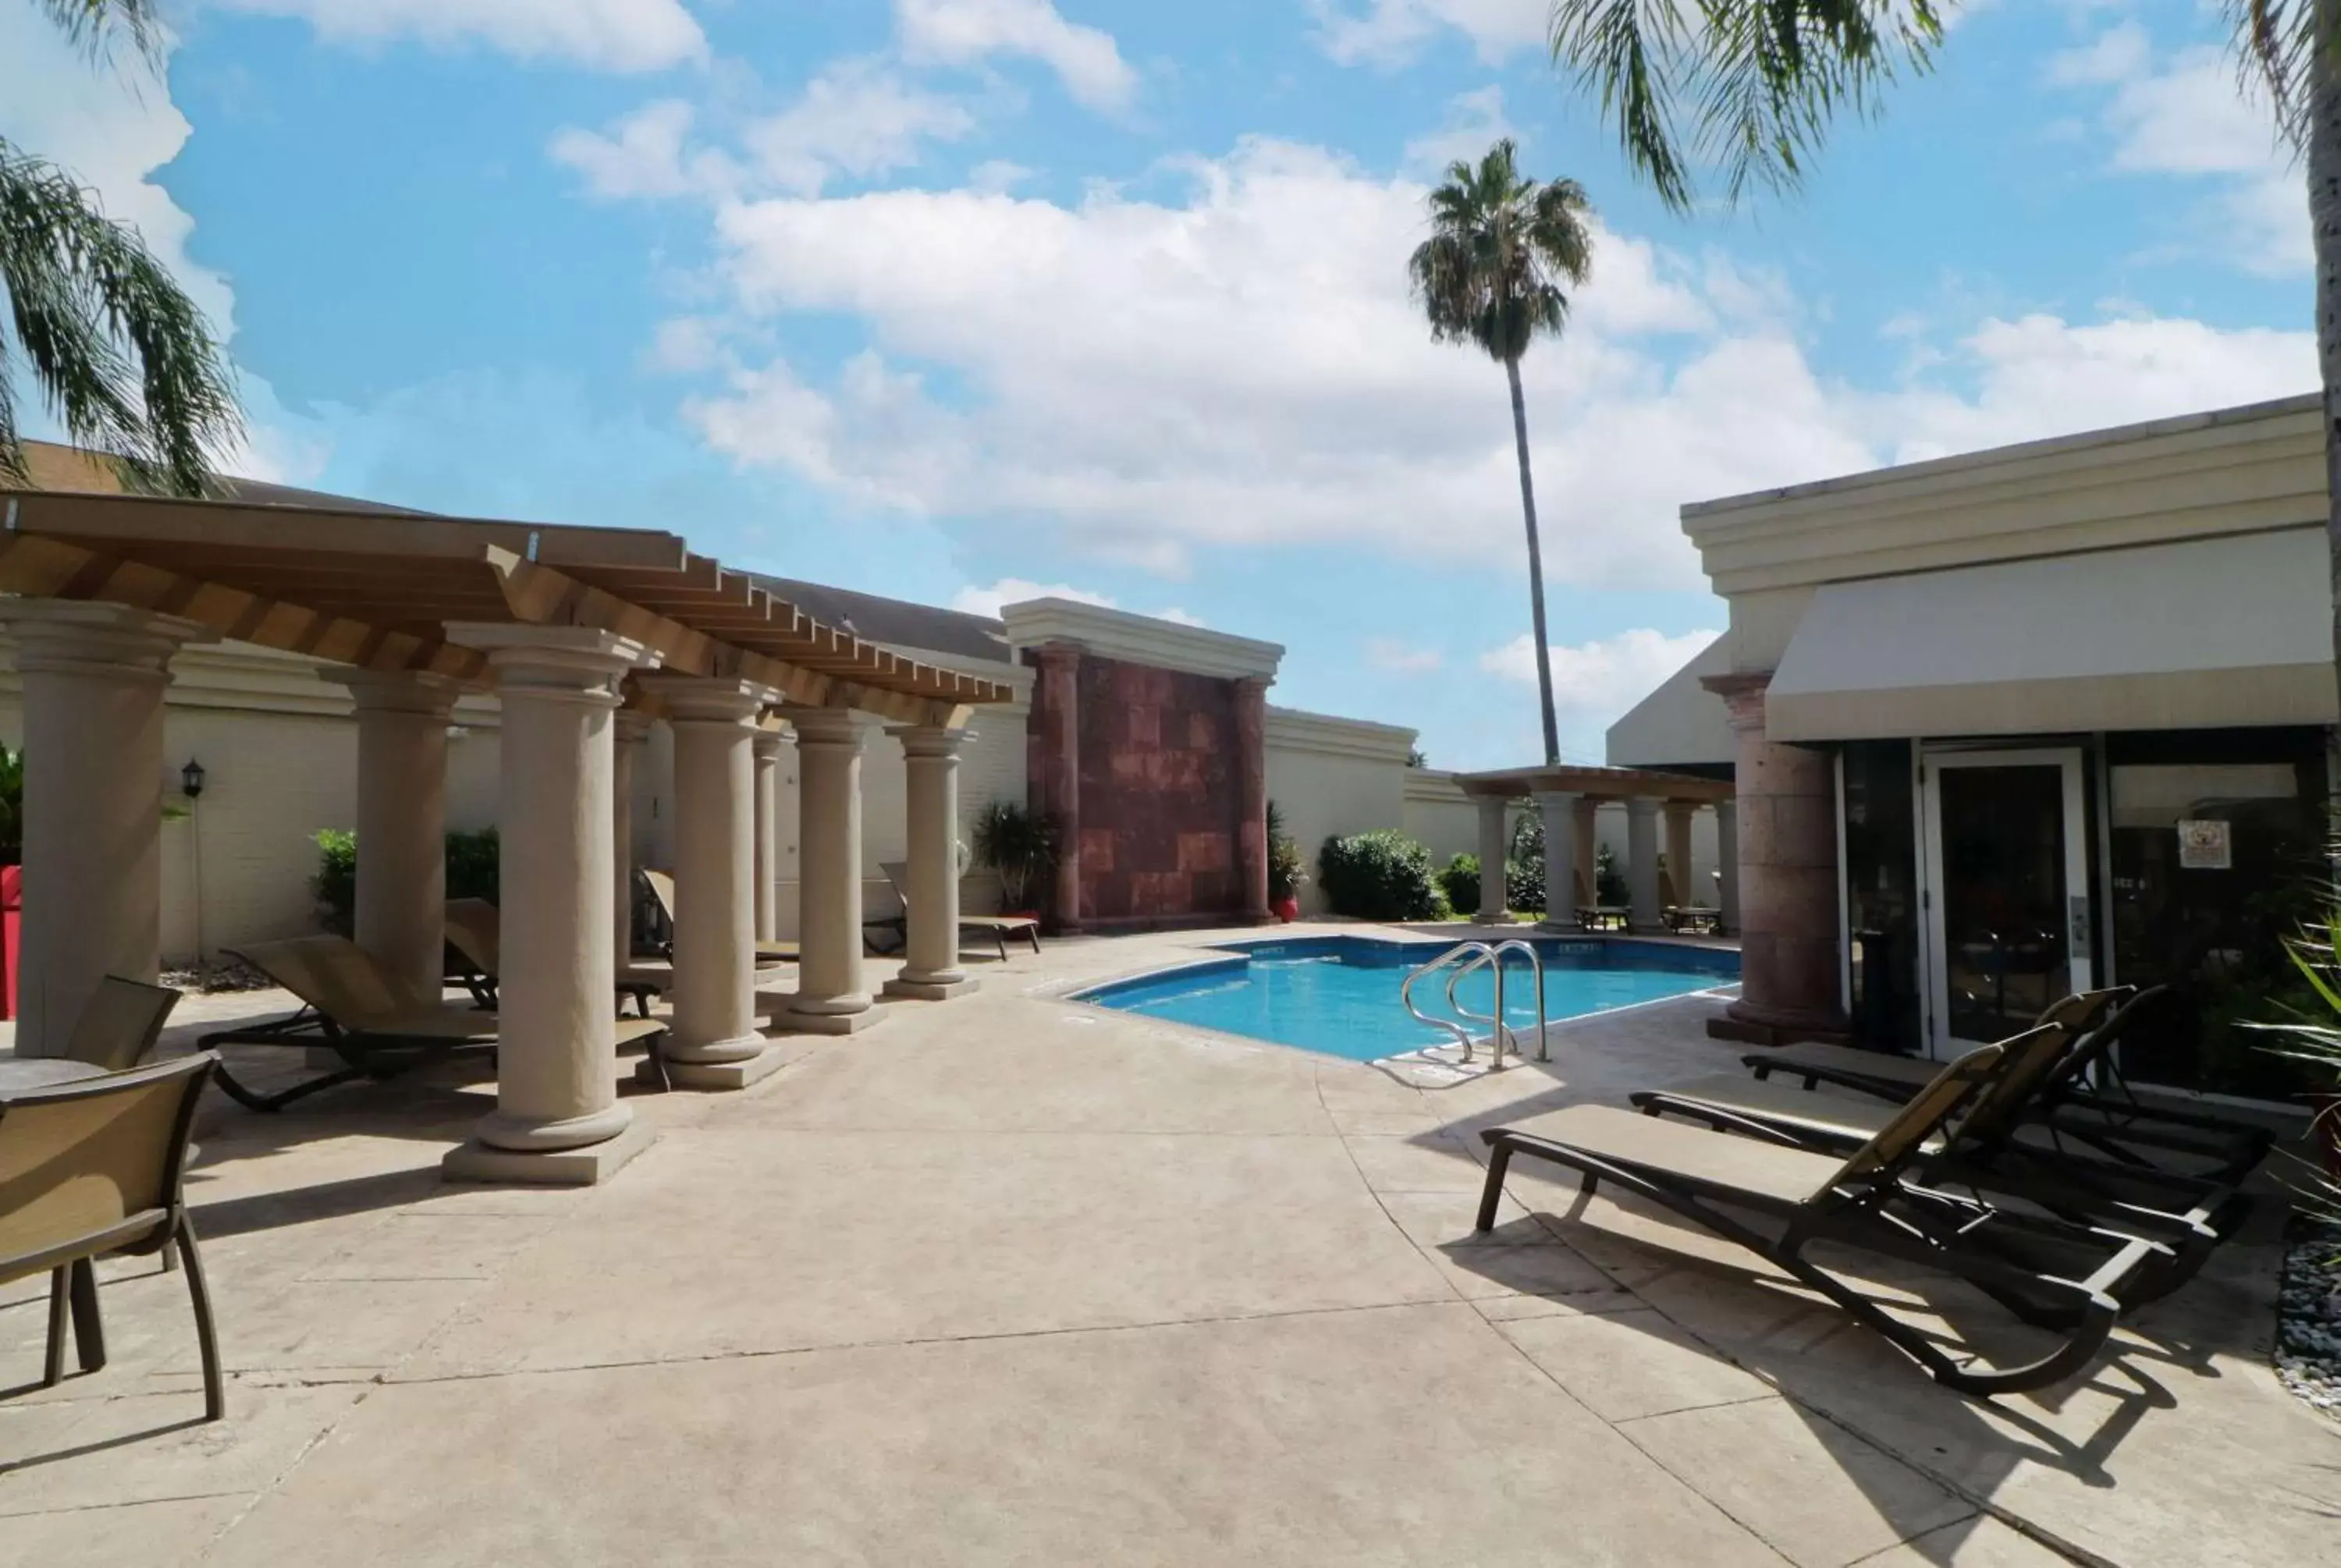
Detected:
left=1273, top=896, right=1300, bottom=923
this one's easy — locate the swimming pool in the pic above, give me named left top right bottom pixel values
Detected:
left=1075, top=935, right=1739, bottom=1062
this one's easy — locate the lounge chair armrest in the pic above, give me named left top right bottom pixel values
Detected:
left=1628, top=1091, right=1815, bottom=1148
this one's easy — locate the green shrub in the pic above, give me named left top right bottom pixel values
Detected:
left=1596, top=843, right=1629, bottom=906
left=1266, top=800, right=1306, bottom=904
left=1437, top=853, right=1480, bottom=915
left=1506, top=813, right=1545, bottom=913
left=1318, top=830, right=1445, bottom=921
left=313, top=827, right=502, bottom=936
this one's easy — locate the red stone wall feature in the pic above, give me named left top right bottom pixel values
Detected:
left=1074, top=653, right=1244, bottom=923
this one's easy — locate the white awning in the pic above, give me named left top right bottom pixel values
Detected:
left=1764, top=528, right=2338, bottom=742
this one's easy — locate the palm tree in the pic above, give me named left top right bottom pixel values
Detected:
left=1546, top=0, right=2341, bottom=702
left=3, top=1, right=240, bottom=495
left=1409, top=139, right=1595, bottom=767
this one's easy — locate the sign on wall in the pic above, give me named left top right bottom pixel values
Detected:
left=2176, top=818, right=2232, bottom=871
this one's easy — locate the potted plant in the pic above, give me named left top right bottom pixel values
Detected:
left=972, top=800, right=1059, bottom=922
left=1266, top=800, right=1305, bottom=921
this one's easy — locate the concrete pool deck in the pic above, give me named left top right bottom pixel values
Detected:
left=2, top=923, right=2332, bottom=1566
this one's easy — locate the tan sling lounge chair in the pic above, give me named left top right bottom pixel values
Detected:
left=444, top=897, right=660, bottom=1017
left=59, top=975, right=181, bottom=1071
left=1, top=1053, right=226, bottom=1421
left=639, top=870, right=798, bottom=965
left=868, top=862, right=1041, bottom=961
left=203, top=935, right=669, bottom=1110
left=1477, top=1043, right=2171, bottom=1396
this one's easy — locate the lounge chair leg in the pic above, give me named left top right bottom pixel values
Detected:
left=176, top=1225, right=226, bottom=1423
left=67, top=1258, right=105, bottom=1373
left=1476, top=1143, right=1514, bottom=1232
left=43, top=1268, right=69, bottom=1386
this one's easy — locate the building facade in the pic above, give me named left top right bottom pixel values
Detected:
left=1609, top=394, right=2336, bottom=1100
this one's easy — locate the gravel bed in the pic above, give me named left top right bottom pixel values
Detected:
left=161, top=958, right=275, bottom=994
left=2276, top=1220, right=2341, bottom=1418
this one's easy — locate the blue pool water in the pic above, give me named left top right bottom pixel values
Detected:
left=1077, top=935, right=1739, bottom=1062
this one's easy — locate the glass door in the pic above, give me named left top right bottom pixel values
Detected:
left=1918, top=748, right=2093, bottom=1058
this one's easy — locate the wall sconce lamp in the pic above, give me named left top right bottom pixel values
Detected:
left=181, top=758, right=206, bottom=800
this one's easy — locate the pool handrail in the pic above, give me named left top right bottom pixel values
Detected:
left=1444, top=939, right=1550, bottom=1064
left=1400, top=942, right=1492, bottom=1063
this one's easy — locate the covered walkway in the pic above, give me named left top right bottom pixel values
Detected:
left=0, top=484, right=1012, bottom=1183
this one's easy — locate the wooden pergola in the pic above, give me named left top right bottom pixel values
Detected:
left=0, top=479, right=1011, bottom=1187
left=1452, top=764, right=1738, bottom=935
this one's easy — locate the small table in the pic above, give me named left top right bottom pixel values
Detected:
left=1665, top=906, right=1723, bottom=936
left=0, top=1056, right=107, bottom=1092
left=1574, top=906, right=1630, bottom=932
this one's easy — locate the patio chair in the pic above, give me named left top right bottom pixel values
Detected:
left=0, top=1053, right=225, bottom=1421
left=869, top=862, right=1041, bottom=961
left=1476, top=1042, right=2171, bottom=1396
left=59, top=975, right=181, bottom=1071
left=201, top=935, right=670, bottom=1110
left=638, top=870, right=799, bottom=965
left=1630, top=1016, right=2247, bottom=1304
left=1743, top=987, right=2271, bottom=1181
left=443, top=897, right=659, bottom=1018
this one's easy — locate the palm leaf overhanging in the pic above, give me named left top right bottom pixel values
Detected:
left=2, top=0, right=240, bottom=495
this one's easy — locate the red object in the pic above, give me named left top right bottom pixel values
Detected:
left=1273, top=896, right=1299, bottom=923
left=1, top=864, right=20, bottom=1021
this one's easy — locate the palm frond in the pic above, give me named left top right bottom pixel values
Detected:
left=2227, top=0, right=2321, bottom=151
left=35, top=0, right=166, bottom=68
left=1551, top=0, right=1945, bottom=212
left=0, top=140, right=241, bottom=495
left=1409, top=136, right=1598, bottom=364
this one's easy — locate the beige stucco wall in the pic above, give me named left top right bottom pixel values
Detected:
left=1264, top=708, right=1417, bottom=915
left=1401, top=770, right=1480, bottom=866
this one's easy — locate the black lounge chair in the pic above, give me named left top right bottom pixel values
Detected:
left=1631, top=1014, right=2249, bottom=1305
left=1477, top=1042, right=2172, bottom=1396
left=1742, top=986, right=2272, bottom=1182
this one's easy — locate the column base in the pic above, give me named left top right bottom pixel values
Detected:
left=663, top=1047, right=789, bottom=1091
left=664, top=1032, right=766, bottom=1066
left=769, top=1001, right=883, bottom=1036
left=442, top=1117, right=655, bottom=1187
left=883, top=974, right=980, bottom=1002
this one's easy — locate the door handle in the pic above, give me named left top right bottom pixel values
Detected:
left=2068, top=895, right=2090, bottom=951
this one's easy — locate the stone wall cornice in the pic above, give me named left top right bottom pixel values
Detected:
left=1000, top=598, right=1282, bottom=681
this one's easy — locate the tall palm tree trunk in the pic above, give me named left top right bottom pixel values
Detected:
left=1505, top=355, right=1562, bottom=765
left=2317, top=0, right=2341, bottom=726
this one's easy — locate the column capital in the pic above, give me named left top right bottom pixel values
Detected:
left=613, top=707, right=656, bottom=746
left=325, top=666, right=465, bottom=717
left=445, top=624, right=657, bottom=705
left=638, top=672, right=774, bottom=725
left=751, top=724, right=790, bottom=761
left=1624, top=795, right=1663, bottom=819
left=787, top=705, right=868, bottom=749
left=1231, top=674, right=1273, bottom=699
left=893, top=724, right=971, bottom=761
left=1473, top=795, right=1509, bottom=821
left=1700, top=670, right=1773, bottom=732
left=1031, top=640, right=1084, bottom=673
left=1531, top=789, right=1583, bottom=813
left=0, top=600, right=215, bottom=680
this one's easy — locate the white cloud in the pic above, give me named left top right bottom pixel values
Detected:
left=1480, top=627, right=1721, bottom=759
left=550, top=99, right=737, bottom=199
left=950, top=576, right=1202, bottom=626
left=213, top=0, right=707, bottom=73
left=2048, top=26, right=2305, bottom=275
left=1366, top=637, right=1444, bottom=673
left=679, top=134, right=2311, bottom=588
left=897, top=0, right=1136, bottom=111
left=744, top=59, right=976, bottom=196
left=1309, top=0, right=1547, bottom=68
left=1401, top=85, right=1514, bottom=177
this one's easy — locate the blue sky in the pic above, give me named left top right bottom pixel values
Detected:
left=1, top=0, right=2318, bottom=768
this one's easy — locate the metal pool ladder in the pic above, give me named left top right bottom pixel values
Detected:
left=1398, top=939, right=1549, bottom=1066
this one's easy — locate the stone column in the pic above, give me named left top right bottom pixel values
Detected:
left=752, top=725, right=785, bottom=945
left=1663, top=802, right=1696, bottom=910
left=442, top=626, right=656, bottom=1185
left=1, top=602, right=210, bottom=1058
left=884, top=725, right=978, bottom=1001
left=786, top=706, right=879, bottom=1034
left=1032, top=642, right=1083, bottom=932
left=641, top=674, right=783, bottom=1088
left=1533, top=791, right=1579, bottom=931
left=1703, top=673, right=1848, bottom=1045
left=1472, top=797, right=1510, bottom=923
left=1625, top=798, right=1663, bottom=931
left=613, top=707, right=652, bottom=966
left=326, top=669, right=460, bottom=1003
left=1572, top=797, right=1600, bottom=910
left=1715, top=800, right=1741, bottom=935
left=1232, top=676, right=1271, bottom=920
